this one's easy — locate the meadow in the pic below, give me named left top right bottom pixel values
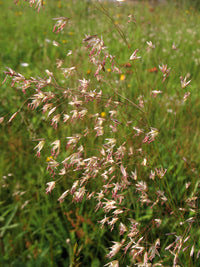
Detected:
left=0, top=0, right=200, bottom=266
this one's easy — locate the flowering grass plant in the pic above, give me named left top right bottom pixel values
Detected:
left=1, top=0, right=200, bottom=266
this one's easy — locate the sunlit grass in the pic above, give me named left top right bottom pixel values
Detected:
left=0, top=0, right=200, bottom=266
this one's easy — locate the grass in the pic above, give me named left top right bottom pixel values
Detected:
left=0, top=0, right=200, bottom=266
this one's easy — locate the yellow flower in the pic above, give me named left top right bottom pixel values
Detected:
left=46, top=156, right=53, bottom=162
left=107, top=68, right=111, bottom=72
left=62, top=40, right=68, bottom=44
left=87, top=70, right=91, bottom=74
left=15, top=11, right=22, bottom=16
left=68, top=32, right=74, bottom=36
left=120, top=74, right=126, bottom=81
left=101, top=112, right=106, bottom=118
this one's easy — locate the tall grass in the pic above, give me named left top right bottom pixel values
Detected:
left=1, top=0, right=200, bottom=266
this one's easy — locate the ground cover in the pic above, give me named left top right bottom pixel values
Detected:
left=0, top=0, right=200, bottom=266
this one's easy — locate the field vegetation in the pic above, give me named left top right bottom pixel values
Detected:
left=0, top=0, right=200, bottom=266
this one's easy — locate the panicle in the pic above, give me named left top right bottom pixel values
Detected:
left=58, top=190, right=69, bottom=203
left=34, top=140, right=45, bottom=157
left=107, top=240, right=124, bottom=259
left=52, top=17, right=70, bottom=33
left=180, top=75, right=191, bottom=89
left=130, top=49, right=141, bottom=60
left=46, top=181, right=56, bottom=194
left=29, top=0, right=44, bottom=12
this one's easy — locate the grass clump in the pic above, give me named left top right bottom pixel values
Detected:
left=0, top=0, right=200, bottom=266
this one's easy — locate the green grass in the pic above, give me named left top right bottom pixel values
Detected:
left=0, top=0, right=200, bottom=266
